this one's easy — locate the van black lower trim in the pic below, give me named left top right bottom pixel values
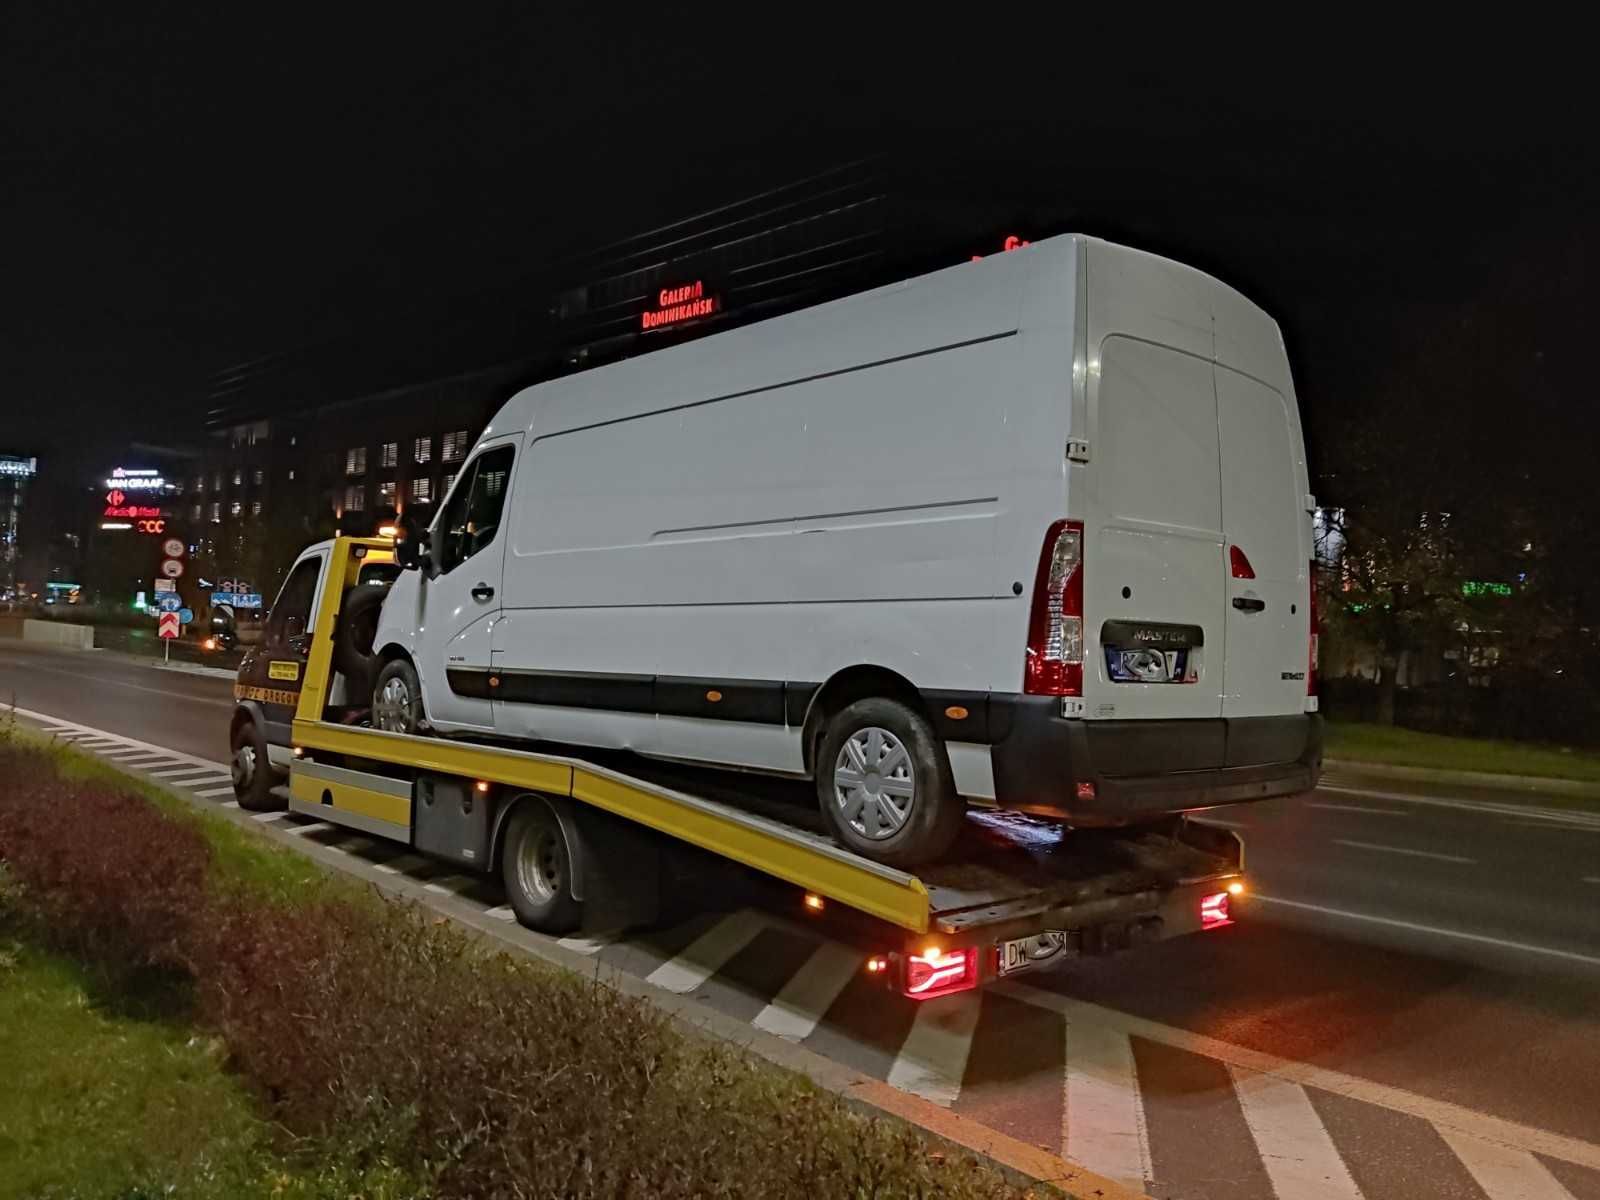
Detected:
left=448, top=667, right=796, bottom=725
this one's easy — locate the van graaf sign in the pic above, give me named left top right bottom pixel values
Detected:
left=641, top=280, right=718, bottom=331
left=103, top=467, right=168, bottom=492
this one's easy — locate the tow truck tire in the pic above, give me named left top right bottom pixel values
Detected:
left=230, top=715, right=282, bottom=812
left=500, top=801, right=582, bottom=934
left=333, top=585, right=387, bottom=693
left=816, top=697, right=963, bottom=868
left=371, top=658, right=425, bottom=734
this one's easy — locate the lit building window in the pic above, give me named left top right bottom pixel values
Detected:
left=442, top=430, right=470, bottom=462
left=209, top=502, right=221, bottom=523
left=232, top=469, right=243, bottom=486
left=213, top=472, right=223, bottom=491
left=191, top=504, right=202, bottom=521
left=442, top=472, right=457, bottom=496
left=381, top=442, right=398, bottom=468
left=230, top=500, right=242, bottom=517
left=345, top=447, right=367, bottom=476
left=414, top=436, right=432, bottom=464
left=378, top=481, right=396, bottom=507
left=344, top=485, right=366, bottom=513
left=252, top=468, right=264, bottom=485
left=411, top=477, right=432, bottom=502
left=288, top=468, right=296, bottom=481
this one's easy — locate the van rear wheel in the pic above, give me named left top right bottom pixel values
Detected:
left=500, top=800, right=582, bottom=934
left=816, top=698, right=963, bottom=868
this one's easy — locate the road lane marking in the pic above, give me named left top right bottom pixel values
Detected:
left=194, top=785, right=238, bottom=798
left=423, top=877, right=474, bottom=896
left=1438, top=1128, right=1580, bottom=1200
left=286, top=821, right=335, bottom=836
left=1320, top=784, right=1600, bottom=832
left=251, top=812, right=286, bottom=823
left=1231, top=1069, right=1363, bottom=1200
left=484, top=905, right=517, bottom=922
left=1306, top=801, right=1410, bottom=816
left=1584, top=877, right=1600, bottom=885
left=886, top=993, right=981, bottom=1108
left=557, top=933, right=622, bottom=956
left=645, top=909, right=767, bottom=994
left=220, top=800, right=240, bottom=809
left=150, top=766, right=229, bottom=781
left=1195, top=816, right=1250, bottom=829
left=372, top=854, right=430, bottom=875
left=0, top=660, right=231, bottom=706
left=1000, top=981, right=1600, bottom=1173
left=9, top=707, right=231, bottom=774
left=752, top=940, right=861, bottom=1042
left=1331, top=838, right=1475, bottom=864
left=1062, top=1019, right=1150, bottom=1190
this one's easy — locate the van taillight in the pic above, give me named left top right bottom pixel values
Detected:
left=904, top=945, right=979, bottom=999
left=1307, top=561, right=1320, bottom=698
left=1024, top=520, right=1085, bottom=696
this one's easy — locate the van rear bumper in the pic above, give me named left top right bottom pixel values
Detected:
left=987, top=701, right=1323, bottom=825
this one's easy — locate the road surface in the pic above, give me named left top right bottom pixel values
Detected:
left=4, top=638, right=1599, bottom=1200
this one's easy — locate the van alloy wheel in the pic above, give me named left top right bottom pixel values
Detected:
left=231, top=743, right=257, bottom=790
left=374, top=676, right=413, bottom=732
left=832, top=726, right=916, bottom=840
left=514, top=824, right=564, bottom=902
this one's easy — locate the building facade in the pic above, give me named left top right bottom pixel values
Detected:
left=1, top=453, right=38, bottom=600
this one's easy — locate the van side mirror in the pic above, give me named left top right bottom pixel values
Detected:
left=395, top=537, right=421, bottom=569
left=284, top=615, right=305, bottom=641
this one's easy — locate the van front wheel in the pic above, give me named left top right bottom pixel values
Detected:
left=816, top=698, right=963, bottom=868
left=371, top=658, right=425, bottom=734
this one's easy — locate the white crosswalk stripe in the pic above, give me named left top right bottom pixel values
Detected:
left=286, top=821, right=336, bottom=836
left=150, top=765, right=223, bottom=780
left=372, top=854, right=430, bottom=875
left=1439, top=1128, right=1579, bottom=1200
left=753, top=940, right=860, bottom=1042
left=484, top=905, right=517, bottom=922
left=195, top=784, right=238, bottom=798
left=885, top=992, right=981, bottom=1108
left=557, top=932, right=622, bottom=955
left=1232, top=1068, right=1364, bottom=1200
left=645, top=910, right=767, bottom=994
left=1063, top=1019, right=1151, bottom=1190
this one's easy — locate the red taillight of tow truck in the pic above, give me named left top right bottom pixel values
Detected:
left=1199, top=891, right=1232, bottom=930
left=904, top=945, right=979, bottom=1000
left=1024, top=520, right=1085, bottom=696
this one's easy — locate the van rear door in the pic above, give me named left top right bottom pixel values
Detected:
left=1215, top=364, right=1309, bottom=719
left=1083, top=336, right=1226, bottom=722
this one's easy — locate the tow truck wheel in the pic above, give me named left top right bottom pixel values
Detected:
left=816, top=697, right=963, bottom=868
left=500, top=800, right=582, bottom=934
left=371, top=658, right=425, bottom=734
left=230, top=716, right=283, bottom=812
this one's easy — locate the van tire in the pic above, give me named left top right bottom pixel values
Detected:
left=371, top=658, right=425, bottom=734
left=500, top=801, right=582, bottom=934
left=333, top=585, right=387, bottom=693
left=816, top=698, right=963, bottom=868
left=230, top=715, right=283, bottom=812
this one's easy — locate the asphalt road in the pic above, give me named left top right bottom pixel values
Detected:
left=6, top=638, right=1600, bottom=1200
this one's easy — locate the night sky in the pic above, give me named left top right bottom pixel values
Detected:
left=4, top=14, right=1595, bottom=504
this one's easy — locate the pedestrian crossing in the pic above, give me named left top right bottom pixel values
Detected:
left=22, top=708, right=1600, bottom=1200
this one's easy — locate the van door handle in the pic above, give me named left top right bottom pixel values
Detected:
left=1232, top=596, right=1266, bottom=613
left=471, top=583, right=495, bottom=602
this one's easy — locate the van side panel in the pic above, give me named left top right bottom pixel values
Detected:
left=485, top=241, right=1079, bottom=776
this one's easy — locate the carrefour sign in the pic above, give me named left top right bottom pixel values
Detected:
left=103, top=467, right=168, bottom=492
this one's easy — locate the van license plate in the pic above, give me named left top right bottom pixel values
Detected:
left=998, top=931, right=1070, bottom=976
left=1105, top=647, right=1189, bottom=683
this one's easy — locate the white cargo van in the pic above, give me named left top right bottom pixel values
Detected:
left=370, top=234, right=1322, bottom=867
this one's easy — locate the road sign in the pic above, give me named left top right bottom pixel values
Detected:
left=154, top=579, right=176, bottom=593
left=160, top=558, right=184, bottom=579
left=177, top=607, right=194, bottom=624
left=157, top=593, right=182, bottom=612
left=162, top=537, right=185, bottom=559
left=219, top=578, right=237, bottom=592
left=212, top=591, right=263, bottom=609
left=158, top=612, right=180, bottom=639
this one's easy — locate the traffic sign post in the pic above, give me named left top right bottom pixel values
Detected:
left=157, top=593, right=182, bottom=613
left=158, top=610, right=180, bottom=664
left=177, top=607, right=193, bottom=625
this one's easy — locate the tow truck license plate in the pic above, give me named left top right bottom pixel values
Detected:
left=997, top=930, right=1070, bottom=976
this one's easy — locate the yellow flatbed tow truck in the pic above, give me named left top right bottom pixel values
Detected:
left=250, top=537, right=1246, bottom=1000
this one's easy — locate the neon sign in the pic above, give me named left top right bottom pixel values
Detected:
left=135, top=518, right=167, bottom=534
left=103, top=467, right=167, bottom=492
left=104, top=505, right=162, bottom=519
left=0, top=457, right=37, bottom=477
left=970, top=235, right=1031, bottom=263
left=641, top=280, right=718, bottom=331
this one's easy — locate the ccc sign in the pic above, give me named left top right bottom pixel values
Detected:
left=135, top=518, right=166, bottom=534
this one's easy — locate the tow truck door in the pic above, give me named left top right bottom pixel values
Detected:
left=415, top=439, right=519, bottom=731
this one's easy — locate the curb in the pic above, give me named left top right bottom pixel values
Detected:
left=1324, top=757, right=1600, bottom=799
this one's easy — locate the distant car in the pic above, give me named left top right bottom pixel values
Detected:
left=369, top=235, right=1322, bottom=866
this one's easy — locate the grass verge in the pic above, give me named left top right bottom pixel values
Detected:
left=1326, top=721, right=1600, bottom=788
left=0, top=873, right=421, bottom=1199
left=0, top=731, right=1039, bottom=1199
